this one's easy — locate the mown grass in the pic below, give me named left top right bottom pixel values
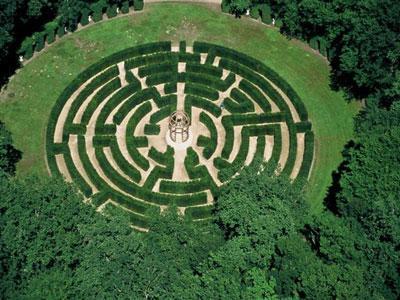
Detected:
left=0, top=3, right=358, bottom=212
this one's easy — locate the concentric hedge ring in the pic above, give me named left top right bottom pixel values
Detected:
left=46, top=41, right=314, bottom=229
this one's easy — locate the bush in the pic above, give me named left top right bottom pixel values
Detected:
left=309, top=37, right=319, bottom=50
left=221, top=0, right=230, bottom=13
left=198, top=112, right=217, bottom=159
left=18, top=37, right=34, bottom=59
left=91, top=1, right=106, bottom=22
left=164, top=82, right=177, bottom=94
left=57, top=24, right=65, bottom=38
left=125, top=102, right=152, bottom=134
left=81, top=78, right=121, bottom=124
left=296, top=121, right=312, bottom=132
left=295, top=130, right=314, bottom=182
left=186, top=62, right=223, bottom=78
left=185, top=83, right=219, bottom=101
left=133, top=0, right=144, bottom=11
left=179, top=40, right=186, bottom=52
left=109, top=141, right=141, bottom=183
left=139, top=62, right=177, bottom=77
left=80, top=8, right=90, bottom=26
left=281, top=121, right=297, bottom=176
left=121, top=1, right=130, bottom=14
left=126, top=137, right=150, bottom=171
left=185, top=95, right=222, bottom=118
left=250, top=5, right=260, bottom=19
left=34, top=32, right=45, bottom=52
left=144, top=124, right=160, bottom=135
left=260, top=4, right=272, bottom=24
left=146, top=72, right=178, bottom=86
left=106, top=5, right=118, bottom=18
left=319, top=37, right=328, bottom=56
left=239, top=79, right=271, bottom=112
left=185, top=205, right=213, bottom=220
left=44, top=21, right=58, bottom=44
left=149, top=105, right=172, bottom=124
left=205, top=48, right=216, bottom=65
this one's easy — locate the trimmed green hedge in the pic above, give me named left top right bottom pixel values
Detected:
left=144, top=124, right=160, bottom=135
left=186, top=62, right=223, bottom=78
left=185, top=205, right=213, bottom=220
left=185, top=95, right=222, bottom=118
left=184, top=83, right=219, bottom=101
left=295, top=130, right=314, bottom=182
left=197, top=112, right=218, bottom=159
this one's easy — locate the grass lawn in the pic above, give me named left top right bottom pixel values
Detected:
left=0, top=3, right=359, bottom=213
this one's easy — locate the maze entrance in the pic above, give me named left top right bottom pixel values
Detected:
left=46, top=41, right=315, bottom=230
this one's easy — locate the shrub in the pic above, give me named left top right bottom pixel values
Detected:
left=281, top=121, right=297, bottom=176
left=239, top=79, right=271, bottom=112
left=18, top=37, right=34, bottom=59
left=146, top=72, right=178, bottom=86
left=179, top=40, right=186, bottom=52
left=295, top=130, right=314, bottom=182
left=91, top=1, right=106, bottom=22
left=139, top=62, right=177, bottom=77
left=309, top=37, right=319, bottom=50
left=205, top=48, right=216, bottom=65
left=296, top=121, right=312, bottom=132
left=134, top=0, right=144, bottom=11
left=149, top=105, right=172, bottom=123
left=57, top=24, right=65, bottom=38
left=164, top=82, right=177, bottom=94
left=186, top=62, right=223, bottom=78
left=44, top=21, right=58, bottom=44
left=126, top=137, right=150, bottom=171
left=250, top=5, right=261, bottom=19
left=185, top=83, right=219, bottom=101
left=80, top=8, right=90, bottom=26
left=319, top=37, right=328, bottom=56
left=81, top=77, right=121, bottom=125
left=197, top=112, right=218, bottom=159
left=260, top=4, right=272, bottom=24
left=63, top=152, right=93, bottom=197
left=185, top=95, right=222, bottom=117
left=125, top=102, right=152, bottom=134
left=221, top=0, right=230, bottom=13
left=110, top=141, right=141, bottom=183
left=121, top=1, right=130, bottom=14
left=106, top=5, right=118, bottom=18
left=95, top=124, right=117, bottom=135
left=34, top=32, right=45, bottom=52
left=185, top=205, right=213, bottom=219
left=144, top=124, right=160, bottom=135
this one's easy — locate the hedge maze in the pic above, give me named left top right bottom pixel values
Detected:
left=46, top=41, right=314, bottom=230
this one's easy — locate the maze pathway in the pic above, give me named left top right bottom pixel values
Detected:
left=46, top=41, right=315, bottom=229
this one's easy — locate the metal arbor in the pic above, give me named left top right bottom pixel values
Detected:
left=168, top=110, right=191, bottom=143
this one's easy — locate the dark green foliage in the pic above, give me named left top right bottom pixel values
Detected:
left=164, top=82, right=177, bottom=94
left=33, top=32, right=45, bottom=52
left=80, top=8, right=90, bottom=26
left=179, top=40, right=186, bottom=52
left=309, top=36, right=319, bottom=50
left=184, top=83, right=219, bottom=101
left=144, top=123, right=160, bottom=135
left=259, top=4, right=272, bottom=24
left=197, top=112, right=218, bottom=159
left=57, top=24, right=65, bottom=38
left=133, top=0, right=144, bottom=11
left=91, top=1, right=106, bottom=22
left=106, top=5, right=118, bottom=18
left=18, top=37, right=34, bottom=60
left=0, top=121, right=22, bottom=176
left=44, top=21, right=58, bottom=44
left=121, top=1, right=130, bottom=14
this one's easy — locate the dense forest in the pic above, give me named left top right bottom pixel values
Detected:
left=1, top=0, right=399, bottom=298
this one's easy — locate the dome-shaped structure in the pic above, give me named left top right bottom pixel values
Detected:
left=168, top=110, right=191, bottom=143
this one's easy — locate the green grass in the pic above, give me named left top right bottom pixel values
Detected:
left=0, top=3, right=358, bottom=213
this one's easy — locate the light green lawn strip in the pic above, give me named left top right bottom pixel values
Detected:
left=0, top=3, right=358, bottom=213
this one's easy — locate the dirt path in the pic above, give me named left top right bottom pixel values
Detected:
left=277, top=122, right=290, bottom=172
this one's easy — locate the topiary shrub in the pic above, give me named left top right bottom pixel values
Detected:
left=221, top=0, right=230, bottom=13
left=121, top=1, right=130, bottom=14
left=57, top=23, right=65, bottom=38
left=260, top=4, right=272, bottom=24
left=106, top=5, right=118, bottom=18
left=18, top=37, right=34, bottom=60
left=133, top=0, right=144, bottom=11
left=44, top=21, right=58, bottom=44
left=34, top=32, right=45, bottom=52
left=250, top=5, right=260, bottom=19
left=318, top=37, right=328, bottom=56
left=80, top=8, right=90, bottom=26
left=91, top=0, right=107, bottom=22
left=309, top=37, right=319, bottom=50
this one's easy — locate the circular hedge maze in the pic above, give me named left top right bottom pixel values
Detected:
left=46, top=41, right=314, bottom=230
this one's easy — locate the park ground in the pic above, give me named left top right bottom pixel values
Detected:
left=0, top=2, right=359, bottom=213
